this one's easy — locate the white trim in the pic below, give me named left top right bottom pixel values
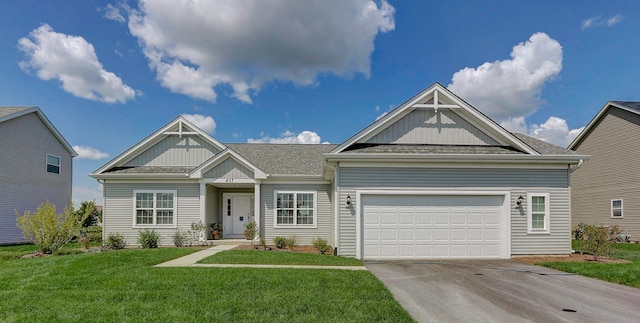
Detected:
left=355, top=189, right=511, bottom=260
left=611, top=199, right=623, bottom=218
left=527, top=193, right=550, bottom=234
left=335, top=161, right=574, bottom=169
left=334, top=166, right=340, bottom=250
left=132, top=190, right=178, bottom=229
left=199, top=182, right=206, bottom=225
left=254, top=181, right=261, bottom=231
left=273, top=190, right=318, bottom=229
left=46, top=153, right=61, bottom=174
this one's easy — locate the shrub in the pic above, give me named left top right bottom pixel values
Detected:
left=313, top=238, right=329, bottom=254
left=285, top=236, right=298, bottom=249
left=79, top=233, right=91, bottom=249
left=53, top=249, right=84, bottom=256
left=83, top=226, right=103, bottom=242
left=273, top=236, right=287, bottom=249
left=172, top=230, right=187, bottom=247
left=105, top=233, right=126, bottom=250
left=138, top=229, right=160, bottom=248
left=16, top=201, right=79, bottom=254
left=576, top=223, right=615, bottom=261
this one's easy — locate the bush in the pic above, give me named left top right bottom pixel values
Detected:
left=138, top=229, right=160, bottom=248
left=16, top=201, right=79, bottom=254
left=53, top=249, right=84, bottom=256
left=172, top=230, right=187, bottom=247
left=285, top=236, right=298, bottom=249
left=105, top=233, right=126, bottom=250
left=313, top=238, right=329, bottom=254
left=575, top=223, right=615, bottom=261
left=273, top=236, right=287, bottom=249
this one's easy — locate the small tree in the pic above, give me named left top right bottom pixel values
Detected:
left=578, top=223, right=614, bottom=261
left=16, top=201, right=80, bottom=254
left=75, top=200, right=100, bottom=227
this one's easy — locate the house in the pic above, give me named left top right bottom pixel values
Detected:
left=91, top=83, right=587, bottom=259
left=568, top=101, right=640, bottom=241
left=0, top=106, right=77, bottom=245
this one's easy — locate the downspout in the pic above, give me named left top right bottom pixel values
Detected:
left=569, top=159, right=584, bottom=173
left=324, top=162, right=339, bottom=254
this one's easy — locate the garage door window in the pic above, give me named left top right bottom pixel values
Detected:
left=527, top=193, right=550, bottom=234
left=275, top=191, right=316, bottom=228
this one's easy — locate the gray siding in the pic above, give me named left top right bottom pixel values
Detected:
left=337, top=167, right=571, bottom=257
left=366, top=109, right=499, bottom=145
left=260, top=183, right=332, bottom=245
left=0, top=113, right=73, bottom=244
left=125, top=135, right=219, bottom=167
left=572, top=108, right=640, bottom=239
left=204, top=158, right=253, bottom=179
left=103, top=181, right=200, bottom=246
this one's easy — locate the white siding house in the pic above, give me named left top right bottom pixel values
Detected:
left=91, top=83, right=586, bottom=259
left=0, top=107, right=77, bottom=245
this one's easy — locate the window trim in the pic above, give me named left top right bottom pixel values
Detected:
left=611, top=199, right=623, bottom=218
left=132, top=190, right=178, bottom=228
left=273, top=190, right=317, bottom=228
left=527, top=193, right=550, bottom=234
left=46, top=153, right=61, bottom=174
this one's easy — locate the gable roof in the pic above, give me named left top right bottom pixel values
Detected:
left=189, top=147, right=268, bottom=179
left=569, top=101, right=640, bottom=150
left=0, top=106, right=77, bottom=157
left=92, top=116, right=226, bottom=176
left=329, top=83, right=539, bottom=155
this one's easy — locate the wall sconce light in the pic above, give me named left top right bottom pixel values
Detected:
left=516, top=195, right=524, bottom=208
left=346, top=195, right=352, bottom=206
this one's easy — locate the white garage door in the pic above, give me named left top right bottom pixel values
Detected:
left=362, top=195, right=505, bottom=259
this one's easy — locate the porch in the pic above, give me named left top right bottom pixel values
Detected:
left=200, top=181, right=260, bottom=240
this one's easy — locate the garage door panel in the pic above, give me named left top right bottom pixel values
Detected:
left=362, top=195, right=505, bottom=260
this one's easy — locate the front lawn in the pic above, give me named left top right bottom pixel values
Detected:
left=0, top=247, right=412, bottom=322
left=198, top=249, right=364, bottom=266
left=540, top=243, right=640, bottom=288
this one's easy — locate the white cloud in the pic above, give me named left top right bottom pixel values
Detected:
left=181, top=113, right=216, bottom=134
left=448, top=32, right=562, bottom=122
left=501, top=116, right=584, bottom=147
left=126, top=0, right=394, bottom=103
left=72, top=145, right=110, bottom=160
left=73, top=185, right=103, bottom=206
left=247, top=130, right=327, bottom=144
left=104, top=4, right=125, bottom=23
left=581, top=15, right=623, bottom=30
left=18, top=24, right=136, bottom=103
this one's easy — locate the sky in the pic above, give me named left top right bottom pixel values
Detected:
left=1, top=0, right=639, bottom=206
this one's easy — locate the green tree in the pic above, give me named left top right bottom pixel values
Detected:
left=16, top=201, right=80, bottom=254
left=75, top=200, right=100, bottom=227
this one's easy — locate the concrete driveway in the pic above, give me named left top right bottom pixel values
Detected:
left=366, top=260, right=640, bottom=323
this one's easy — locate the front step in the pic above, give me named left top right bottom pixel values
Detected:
left=207, top=239, right=252, bottom=246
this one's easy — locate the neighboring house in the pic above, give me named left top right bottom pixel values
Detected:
left=91, top=83, right=587, bottom=259
left=0, top=106, right=77, bottom=245
left=568, top=101, right=640, bottom=240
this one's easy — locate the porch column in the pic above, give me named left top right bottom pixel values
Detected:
left=254, top=180, right=261, bottom=232
left=199, top=182, right=206, bottom=225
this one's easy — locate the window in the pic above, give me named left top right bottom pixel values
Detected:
left=133, top=191, right=177, bottom=227
left=527, top=193, right=550, bottom=234
left=46, top=154, right=60, bottom=174
left=611, top=199, right=623, bottom=218
left=275, top=191, right=316, bottom=227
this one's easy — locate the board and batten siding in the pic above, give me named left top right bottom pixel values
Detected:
left=103, top=181, right=200, bottom=246
left=366, top=109, right=499, bottom=145
left=571, top=108, right=640, bottom=239
left=260, top=183, right=332, bottom=245
left=0, top=112, right=73, bottom=244
left=124, top=135, right=219, bottom=167
left=204, top=158, right=253, bottom=179
left=337, top=167, right=571, bottom=257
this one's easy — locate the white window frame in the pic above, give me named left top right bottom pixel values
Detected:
left=132, top=190, right=178, bottom=228
left=46, top=154, right=60, bottom=174
left=611, top=199, right=623, bottom=218
left=273, top=191, right=317, bottom=228
left=527, top=193, right=550, bottom=234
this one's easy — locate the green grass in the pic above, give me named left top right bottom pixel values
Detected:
left=198, top=249, right=364, bottom=266
left=0, top=242, right=103, bottom=261
left=0, top=248, right=412, bottom=322
left=541, top=242, right=640, bottom=288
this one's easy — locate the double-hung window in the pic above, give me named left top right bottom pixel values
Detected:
left=611, top=199, right=623, bottom=218
left=134, top=190, right=177, bottom=227
left=527, top=193, right=550, bottom=234
left=275, top=191, right=316, bottom=228
left=46, top=154, right=60, bottom=174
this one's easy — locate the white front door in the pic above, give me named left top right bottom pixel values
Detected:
left=223, top=193, right=254, bottom=238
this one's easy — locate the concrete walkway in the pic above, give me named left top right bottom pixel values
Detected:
left=154, top=245, right=367, bottom=271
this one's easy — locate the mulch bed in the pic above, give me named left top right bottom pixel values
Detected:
left=233, top=244, right=325, bottom=254
left=513, top=253, right=631, bottom=265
